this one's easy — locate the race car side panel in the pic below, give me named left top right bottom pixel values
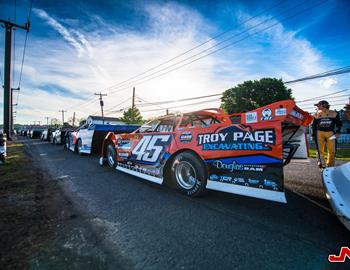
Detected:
left=114, top=132, right=175, bottom=183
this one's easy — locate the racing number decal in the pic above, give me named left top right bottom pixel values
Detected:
left=132, top=135, right=171, bottom=163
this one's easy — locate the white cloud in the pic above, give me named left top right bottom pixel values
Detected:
left=320, top=78, right=337, bottom=88
left=5, top=3, right=349, bottom=124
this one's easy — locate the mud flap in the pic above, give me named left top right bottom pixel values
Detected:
left=322, top=162, right=350, bottom=231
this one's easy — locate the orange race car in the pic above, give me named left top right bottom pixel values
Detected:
left=99, top=99, right=313, bottom=203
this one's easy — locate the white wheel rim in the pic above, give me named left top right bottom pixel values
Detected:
left=175, top=161, right=197, bottom=189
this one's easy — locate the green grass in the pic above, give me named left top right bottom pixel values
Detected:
left=0, top=142, right=35, bottom=194
left=309, top=147, right=350, bottom=161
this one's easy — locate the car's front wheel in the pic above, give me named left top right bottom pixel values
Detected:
left=170, top=151, right=207, bottom=197
left=106, top=143, right=117, bottom=168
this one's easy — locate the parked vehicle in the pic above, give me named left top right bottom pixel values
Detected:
left=99, top=100, right=312, bottom=203
left=41, top=127, right=54, bottom=141
left=0, top=132, right=6, bottom=164
left=66, top=120, right=139, bottom=155
left=28, top=126, right=45, bottom=139
left=50, top=125, right=74, bottom=145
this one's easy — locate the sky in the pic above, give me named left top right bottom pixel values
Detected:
left=0, top=0, right=350, bottom=125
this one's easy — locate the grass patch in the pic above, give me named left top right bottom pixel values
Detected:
left=0, top=142, right=36, bottom=194
left=309, top=147, right=350, bottom=161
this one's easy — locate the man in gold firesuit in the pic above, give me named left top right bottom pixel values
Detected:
left=312, top=100, right=342, bottom=168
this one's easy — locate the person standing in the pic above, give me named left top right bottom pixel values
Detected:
left=312, top=100, right=342, bottom=168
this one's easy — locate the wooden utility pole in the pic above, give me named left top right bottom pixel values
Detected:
left=0, top=18, right=30, bottom=140
left=132, top=87, right=135, bottom=110
left=59, top=110, right=67, bottom=125
left=94, top=92, right=107, bottom=124
left=72, top=112, right=76, bottom=127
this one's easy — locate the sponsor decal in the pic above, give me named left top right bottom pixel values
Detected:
left=248, top=178, right=260, bottom=185
left=118, top=152, right=129, bottom=158
left=197, top=128, right=276, bottom=151
left=328, top=247, right=350, bottom=263
left=179, top=132, right=193, bottom=143
left=290, top=109, right=304, bottom=120
left=261, top=108, right=273, bottom=120
left=212, top=160, right=264, bottom=172
left=275, top=108, right=287, bottom=116
left=118, top=162, right=161, bottom=177
left=118, top=139, right=132, bottom=149
left=263, top=179, right=278, bottom=190
left=245, top=112, right=257, bottom=123
left=233, top=177, right=245, bottom=184
left=210, top=174, right=219, bottom=181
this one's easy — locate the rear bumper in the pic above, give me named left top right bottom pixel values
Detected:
left=322, top=163, right=350, bottom=231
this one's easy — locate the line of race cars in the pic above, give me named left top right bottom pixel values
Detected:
left=18, top=99, right=349, bottom=230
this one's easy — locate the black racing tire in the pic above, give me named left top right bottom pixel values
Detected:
left=65, top=136, right=70, bottom=150
left=76, top=139, right=83, bottom=155
left=170, top=151, right=207, bottom=197
left=106, top=142, right=117, bottom=169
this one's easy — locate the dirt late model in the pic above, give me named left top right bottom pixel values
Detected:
left=99, top=100, right=313, bottom=203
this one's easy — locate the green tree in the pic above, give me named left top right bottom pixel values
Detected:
left=221, top=78, right=293, bottom=114
left=121, top=107, right=144, bottom=124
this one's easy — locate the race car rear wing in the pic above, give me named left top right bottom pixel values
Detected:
left=239, top=100, right=313, bottom=165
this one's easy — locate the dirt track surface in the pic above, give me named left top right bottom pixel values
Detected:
left=17, top=138, right=350, bottom=269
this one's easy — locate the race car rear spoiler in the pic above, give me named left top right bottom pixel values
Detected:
left=239, top=100, right=313, bottom=165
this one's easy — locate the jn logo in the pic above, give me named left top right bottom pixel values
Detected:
left=328, top=247, right=350, bottom=263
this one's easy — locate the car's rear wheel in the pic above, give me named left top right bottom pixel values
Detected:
left=106, top=143, right=117, bottom=168
left=77, top=139, right=83, bottom=155
left=170, top=151, right=207, bottom=197
left=65, top=136, right=70, bottom=150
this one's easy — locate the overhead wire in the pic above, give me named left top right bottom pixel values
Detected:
left=285, top=66, right=350, bottom=84
left=100, top=0, right=286, bottom=92
left=14, top=0, right=33, bottom=118
left=105, top=0, right=318, bottom=95
left=73, top=0, right=326, bottom=108
left=295, top=88, right=349, bottom=103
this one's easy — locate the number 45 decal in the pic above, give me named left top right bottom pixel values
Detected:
left=132, top=135, right=172, bottom=163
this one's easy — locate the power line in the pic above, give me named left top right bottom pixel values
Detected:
left=284, top=66, right=350, bottom=84
left=295, top=88, right=349, bottom=103
left=137, top=93, right=223, bottom=107
left=48, top=0, right=329, bottom=115
left=100, top=0, right=286, bottom=93
left=14, top=0, right=33, bottom=118
left=301, top=101, right=349, bottom=111
left=140, top=97, right=222, bottom=113
left=104, top=96, right=132, bottom=113
left=73, top=0, right=324, bottom=109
